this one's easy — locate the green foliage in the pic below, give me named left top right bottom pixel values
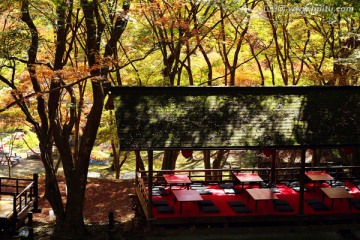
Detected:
left=0, top=28, right=30, bottom=58
left=0, top=0, right=358, bottom=162
left=313, top=0, right=360, bottom=11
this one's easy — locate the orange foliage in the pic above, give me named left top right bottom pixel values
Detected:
left=234, top=65, right=262, bottom=86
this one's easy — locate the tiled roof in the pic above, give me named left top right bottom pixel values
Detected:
left=111, top=86, right=360, bottom=150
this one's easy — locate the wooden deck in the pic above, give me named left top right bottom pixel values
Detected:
left=0, top=195, right=15, bottom=218
left=135, top=167, right=360, bottom=227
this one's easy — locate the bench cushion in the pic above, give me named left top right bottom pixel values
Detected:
left=350, top=198, right=360, bottom=204
left=157, top=206, right=174, bottom=213
left=351, top=202, right=360, bottom=210
left=306, top=199, right=322, bottom=205
left=197, top=190, right=213, bottom=195
left=219, top=183, right=234, bottom=189
left=275, top=205, right=294, bottom=212
left=224, top=188, right=235, bottom=194
left=152, top=189, right=168, bottom=196
left=273, top=199, right=290, bottom=206
left=152, top=200, right=169, bottom=206
left=292, top=186, right=309, bottom=192
left=231, top=206, right=251, bottom=213
left=309, top=203, right=329, bottom=211
left=228, top=201, right=246, bottom=207
left=197, top=200, right=214, bottom=207
left=201, top=206, right=220, bottom=213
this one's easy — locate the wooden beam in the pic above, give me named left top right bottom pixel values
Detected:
left=147, top=150, right=153, bottom=219
left=299, top=148, right=306, bottom=215
left=271, top=151, right=276, bottom=183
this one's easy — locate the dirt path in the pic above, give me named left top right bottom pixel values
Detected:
left=0, top=158, right=45, bottom=178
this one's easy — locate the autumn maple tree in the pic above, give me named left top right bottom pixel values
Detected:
left=0, top=0, right=129, bottom=238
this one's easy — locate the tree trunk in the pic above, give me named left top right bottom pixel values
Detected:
left=203, top=150, right=211, bottom=181
left=135, top=150, right=145, bottom=171
left=53, top=175, right=86, bottom=239
left=212, top=150, right=224, bottom=181
left=312, top=149, right=322, bottom=166
left=111, top=139, right=121, bottom=179
left=162, top=150, right=179, bottom=170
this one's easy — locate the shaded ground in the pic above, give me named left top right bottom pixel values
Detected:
left=0, top=175, right=143, bottom=239
left=34, top=176, right=136, bottom=225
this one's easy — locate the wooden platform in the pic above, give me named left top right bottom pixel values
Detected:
left=147, top=182, right=360, bottom=227
left=135, top=168, right=360, bottom=228
left=0, top=195, right=14, bottom=218
left=0, top=175, right=40, bottom=235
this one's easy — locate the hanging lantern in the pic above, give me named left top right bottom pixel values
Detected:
left=342, top=147, right=354, bottom=155
left=181, top=150, right=193, bottom=158
left=262, top=149, right=275, bottom=157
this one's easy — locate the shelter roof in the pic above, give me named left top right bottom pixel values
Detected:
left=111, top=86, right=360, bottom=150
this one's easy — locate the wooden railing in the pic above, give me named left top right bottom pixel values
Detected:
left=137, top=165, right=360, bottom=187
left=0, top=177, right=33, bottom=195
left=11, top=181, right=35, bottom=219
left=135, top=172, right=149, bottom=219
left=0, top=174, right=39, bottom=235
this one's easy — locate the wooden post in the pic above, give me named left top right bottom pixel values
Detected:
left=135, top=150, right=140, bottom=180
left=108, top=211, right=114, bottom=230
left=299, top=148, right=306, bottom=215
left=353, top=148, right=360, bottom=178
left=108, top=210, right=115, bottom=240
left=147, top=150, right=153, bottom=219
left=28, top=212, right=34, bottom=240
left=32, top=173, right=40, bottom=213
left=271, top=150, right=276, bottom=183
left=11, top=194, right=17, bottom=235
left=16, top=179, right=19, bottom=195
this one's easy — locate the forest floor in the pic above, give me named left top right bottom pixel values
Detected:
left=32, top=175, right=140, bottom=239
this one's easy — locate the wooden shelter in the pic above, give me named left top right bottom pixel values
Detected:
left=111, top=86, right=360, bottom=225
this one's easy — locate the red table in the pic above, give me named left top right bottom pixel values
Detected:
left=321, top=187, right=353, bottom=209
left=163, top=174, right=192, bottom=190
left=305, top=171, right=334, bottom=191
left=246, top=188, right=278, bottom=211
left=172, top=189, right=203, bottom=213
left=233, top=172, right=264, bottom=191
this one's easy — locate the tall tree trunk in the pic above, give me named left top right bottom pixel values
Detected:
left=212, top=150, right=224, bottom=181
left=162, top=150, right=179, bottom=170
left=53, top=173, right=86, bottom=239
left=312, top=149, right=322, bottom=166
left=111, top=139, right=121, bottom=179
left=203, top=150, right=211, bottom=181
left=135, top=150, right=145, bottom=171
